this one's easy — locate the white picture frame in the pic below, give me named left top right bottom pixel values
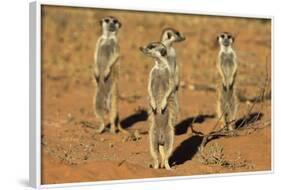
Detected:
left=29, top=1, right=274, bottom=189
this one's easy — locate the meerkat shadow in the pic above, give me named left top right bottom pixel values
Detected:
left=234, top=112, right=263, bottom=129
left=169, top=135, right=203, bottom=166
left=120, top=109, right=148, bottom=129
left=175, top=114, right=215, bottom=135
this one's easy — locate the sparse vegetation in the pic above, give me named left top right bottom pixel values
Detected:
left=196, top=143, right=254, bottom=170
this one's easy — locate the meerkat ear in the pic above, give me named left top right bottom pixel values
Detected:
left=232, top=36, right=235, bottom=43
left=160, top=48, right=167, bottom=56
left=118, top=21, right=122, bottom=28
left=99, top=19, right=103, bottom=26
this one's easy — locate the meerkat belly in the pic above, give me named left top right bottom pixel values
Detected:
left=97, top=40, right=116, bottom=85
left=95, top=40, right=116, bottom=113
left=151, top=69, right=170, bottom=109
left=221, top=53, right=235, bottom=79
left=96, top=40, right=116, bottom=76
left=151, top=68, right=174, bottom=133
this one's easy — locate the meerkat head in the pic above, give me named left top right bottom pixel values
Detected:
left=100, top=16, right=122, bottom=34
left=217, top=32, right=235, bottom=47
left=161, top=28, right=185, bottom=44
left=139, top=42, right=167, bottom=59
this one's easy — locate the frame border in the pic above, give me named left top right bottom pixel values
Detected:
left=30, top=1, right=41, bottom=188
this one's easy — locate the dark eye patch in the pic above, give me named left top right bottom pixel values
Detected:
left=175, top=31, right=180, bottom=36
left=220, top=34, right=225, bottom=38
left=113, top=19, right=118, bottom=24
left=104, top=18, right=110, bottom=23
left=167, top=32, right=172, bottom=39
left=147, top=44, right=155, bottom=49
left=227, top=35, right=232, bottom=39
left=160, top=48, right=167, bottom=56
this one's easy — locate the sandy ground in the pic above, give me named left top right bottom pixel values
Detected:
left=41, top=6, right=272, bottom=184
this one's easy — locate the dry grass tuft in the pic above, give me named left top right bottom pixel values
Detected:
left=196, top=143, right=254, bottom=169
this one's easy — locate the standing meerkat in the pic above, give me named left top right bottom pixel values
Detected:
left=93, top=16, right=126, bottom=134
left=140, top=42, right=176, bottom=170
left=160, top=28, right=185, bottom=114
left=217, top=32, right=238, bottom=130
left=217, top=32, right=237, bottom=90
left=161, top=28, right=185, bottom=91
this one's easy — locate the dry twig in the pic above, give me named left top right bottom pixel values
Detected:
left=198, top=55, right=270, bottom=150
left=188, top=83, right=271, bottom=103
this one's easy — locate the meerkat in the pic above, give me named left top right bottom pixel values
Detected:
left=93, top=16, right=126, bottom=134
left=160, top=28, right=185, bottom=115
left=140, top=42, right=176, bottom=170
left=161, top=28, right=185, bottom=90
left=216, top=32, right=238, bottom=130
left=217, top=32, right=237, bottom=90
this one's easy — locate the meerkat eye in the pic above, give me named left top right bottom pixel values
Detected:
left=220, top=34, right=225, bottom=38
left=227, top=35, right=232, bottom=39
left=175, top=31, right=180, bottom=36
left=160, top=48, right=167, bottom=56
left=147, top=44, right=155, bottom=49
left=113, top=19, right=118, bottom=24
left=104, top=19, right=110, bottom=23
left=167, top=32, right=172, bottom=39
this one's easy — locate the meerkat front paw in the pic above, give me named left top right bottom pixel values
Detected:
left=160, top=99, right=168, bottom=112
left=94, top=75, right=100, bottom=83
left=104, top=68, right=111, bottom=81
left=150, top=101, right=157, bottom=112
left=94, top=68, right=99, bottom=80
left=175, top=84, right=179, bottom=91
